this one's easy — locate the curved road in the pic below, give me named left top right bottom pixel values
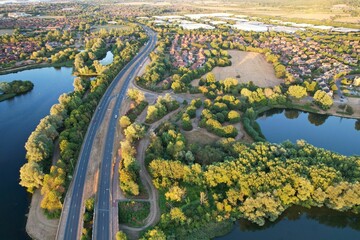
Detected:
left=56, top=26, right=157, bottom=240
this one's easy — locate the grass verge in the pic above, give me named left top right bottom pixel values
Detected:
left=119, top=201, right=150, bottom=227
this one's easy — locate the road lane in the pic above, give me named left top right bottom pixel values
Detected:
left=93, top=27, right=157, bottom=240
left=57, top=26, right=157, bottom=240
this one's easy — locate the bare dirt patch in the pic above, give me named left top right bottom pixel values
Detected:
left=183, top=128, right=220, bottom=145
left=26, top=190, right=58, bottom=240
left=193, top=50, right=283, bottom=88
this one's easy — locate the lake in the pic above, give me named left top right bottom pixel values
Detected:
left=0, top=51, right=114, bottom=239
left=218, top=109, right=360, bottom=240
left=0, top=67, right=74, bottom=239
left=257, top=109, right=360, bottom=156
left=99, top=51, right=114, bottom=66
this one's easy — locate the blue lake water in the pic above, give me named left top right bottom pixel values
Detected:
left=257, top=109, right=360, bottom=155
left=99, top=51, right=114, bottom=66
left=0, top=67, right=74, bottom=239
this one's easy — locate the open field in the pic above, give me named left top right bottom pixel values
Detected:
left=193, top=50, right=283, bottom=87
left=0, top=29, right=14, bottom=35
left=188, top=4, right=360, bottom=24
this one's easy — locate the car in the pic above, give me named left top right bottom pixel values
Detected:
left=114, top=114, right=118, bottom=119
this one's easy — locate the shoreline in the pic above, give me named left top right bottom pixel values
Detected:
left=255, top=98, right=360, bottom=121
left=0, top=61, right=73, bottom=76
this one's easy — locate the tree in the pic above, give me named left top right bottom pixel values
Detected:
left=206, top=73, right=216, bottom=84
left=165, top=185, right=186, bottom=202
left=140, top=228, right=166, bottom=240
left=181, top=113, right=193, bottom=131
left=124, top=123, right=145, bottom=141
left=25, top=132, right=53, bottom=162
left=313, top=90, right=333, bottom=110
left=116, top=231, right=128, bottom=240
left=228, top=110, right=241, bottom=123
left=119, top=116, right=131, bottom=128
left=170, top=207, right=187, bottom=224
left=127, top=88, right=145, bottom=104
left=19, top=161, right=44, bottom=193
left=287, top=85, right=307, bottom=99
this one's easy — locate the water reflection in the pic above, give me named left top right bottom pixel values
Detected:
left=308, top=113, right=329, bottom=126
left=256, top=109, right=360, bottom=156
left=355, top=120, right=360, bottom=131
left=218, top=206, right=360, bottom=240
left=237, top=206, right=360, bottom=232
left=284, top=109, right=299, bottom=119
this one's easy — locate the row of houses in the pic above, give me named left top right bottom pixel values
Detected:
left=0, top=16, right=81, bottom=31
left=0, top=41, right=41, bottom=64
left=256, top=36, right=359, bottom=92
left=169, top=34, right=209, bottom=69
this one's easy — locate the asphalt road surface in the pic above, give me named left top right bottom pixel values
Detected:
left=58, top=26, right=157, bottom=240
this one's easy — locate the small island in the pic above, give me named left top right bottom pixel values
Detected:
left=0, top=80, right=34, bottom=102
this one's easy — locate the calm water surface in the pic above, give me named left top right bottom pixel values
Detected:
left=99, top=51, right=114, bottom=66
left=218, top=109, right=360, bottom=240
left=257, top=109, right=360, bottom=156
left=0, top=67, right=74, bottom=239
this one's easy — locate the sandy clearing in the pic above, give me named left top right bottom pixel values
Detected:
left=193, top=50, right=283, bottom=88
left=26, top=189, right=58, bottom=240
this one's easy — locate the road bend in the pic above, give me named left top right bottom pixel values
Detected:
left=56, top=26, right=157, bottom=240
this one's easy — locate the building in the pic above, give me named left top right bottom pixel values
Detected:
left=8, top=12, right=31, bottom=18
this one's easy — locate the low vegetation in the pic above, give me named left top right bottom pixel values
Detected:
left=118, top=201, right=150, bottom=227
left=144, top=122, right=360, bottom=238
left=81, top=198, right=94, bottom=240
left=145, top=94, right=179, bottom=124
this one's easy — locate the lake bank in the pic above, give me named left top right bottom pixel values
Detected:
left=0, top=61, right=74, bottom=76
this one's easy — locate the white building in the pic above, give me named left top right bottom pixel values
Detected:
left=180, top=23, right=215, bottom=30
left=232, top=23, right=268, bottom=32
left=184, top=13, right=233, bottom=20
left=270, top=26, right=304, bottom=34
